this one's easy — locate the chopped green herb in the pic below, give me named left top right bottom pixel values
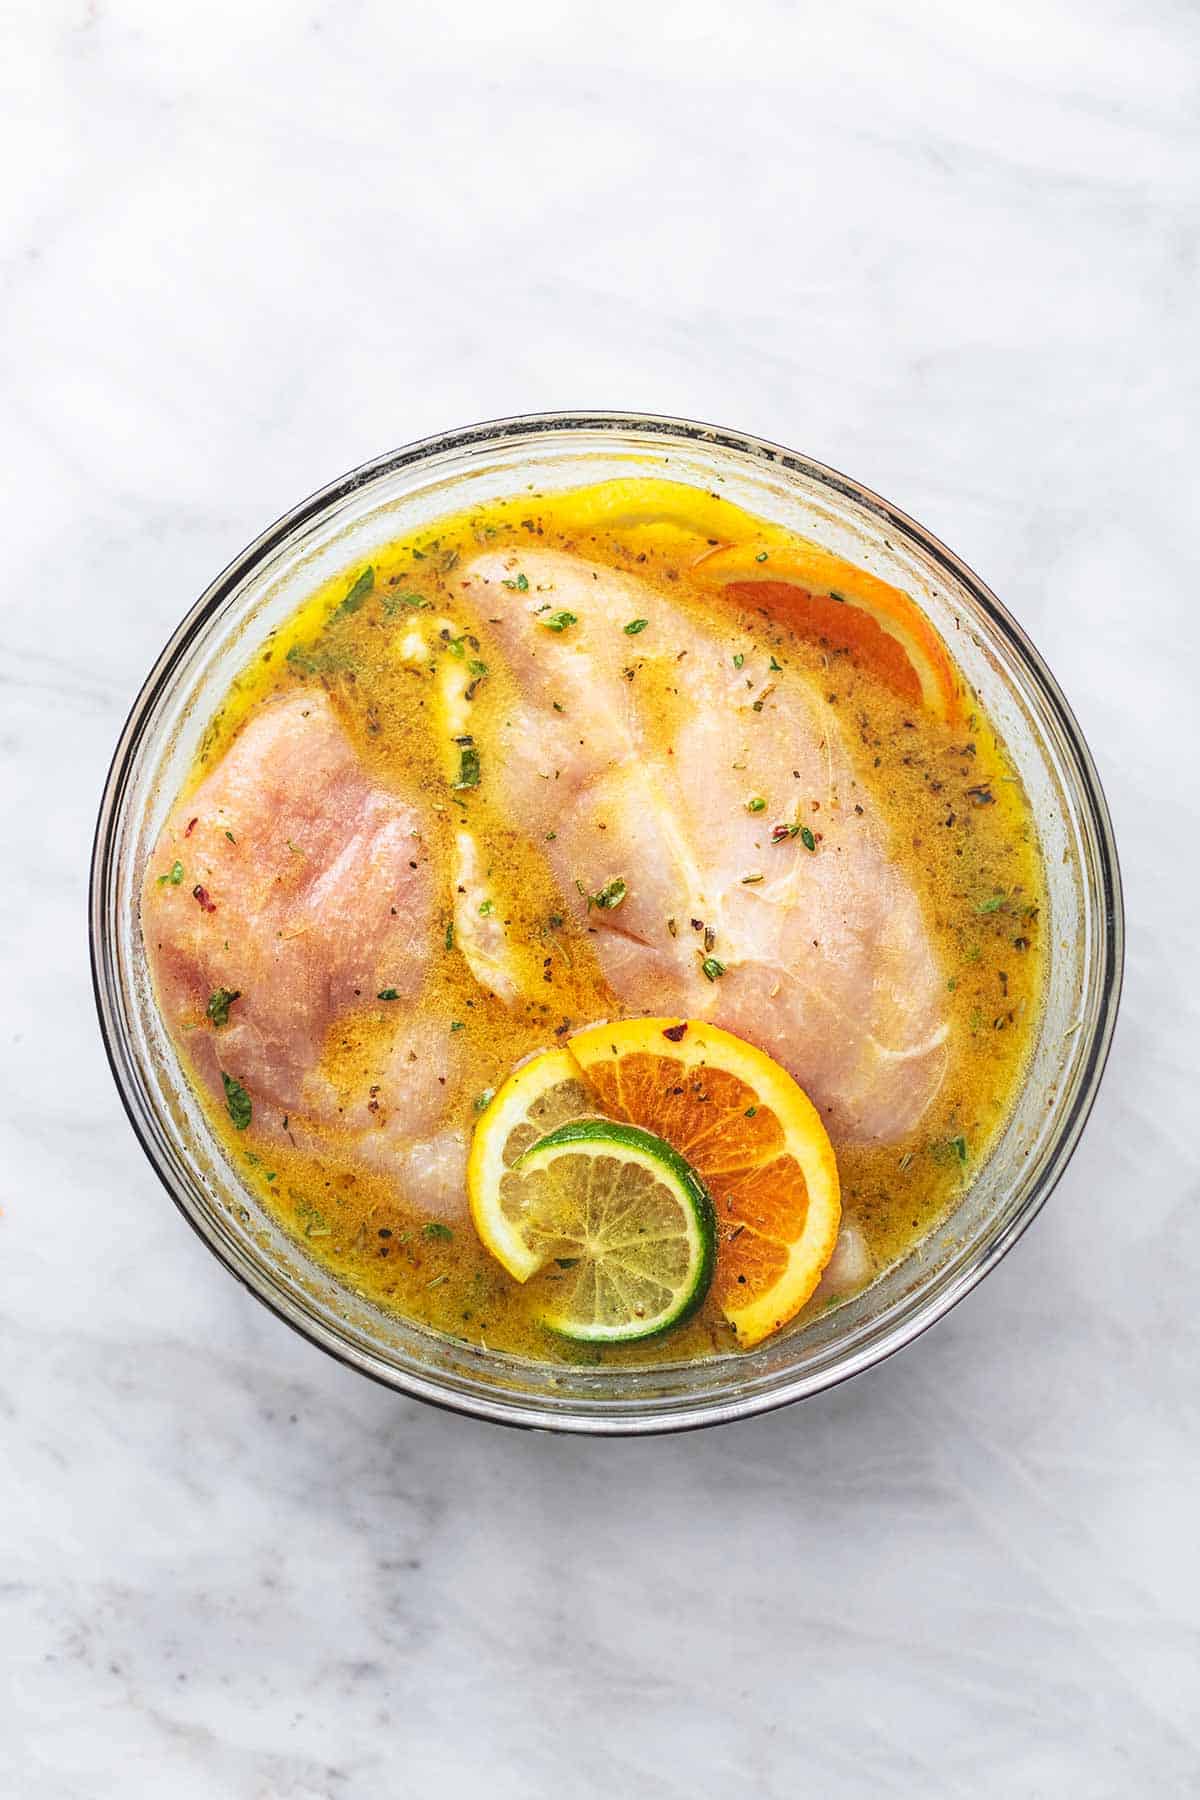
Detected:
left=332, top=565, right=374, bottom=621
left=157, top=859, right=185, bottom=887
left=502, top=572, right=531, bottom=592
left=478, top=898, right=494, bottom=916
left=589, top=876, right=627, bottom=911
left=754, top=551, right=769, bottom=563
left=377, top=987, right=400, bottom=1001
left=295, top=1197, right=330, bottom=1238
left=548, top=913, right=564, bottom=928
left=224, top=829, right=236, bottom=844
left=453, top=744, right=481, bottom=790
left=422, top=1222, right=454, bottom=1241
left=450, top=1021, right=465, bottom=1032
left=947, top=976, right=958, bottom=992
left=445, top=634, right=467, bottom=659
left=699, top=955, right=727, bottom=982
left=285, top=641, right=352, bottom=676
left=221, top=1071, right=252, bottom=1131
left=977, top=893, right=1006, bottom=914
left=772, top=819, right=816, bottom=849
left=769, top=655, right=783, bottom=672
left=746, top=796, right=767, bottom=813
left=732, top=653, right=745, bottom=669
left=206, top=987, right=241, bottom=1028
left=745, top=1105, right=758, bottom=1118
left=474, top=1088, right=495, bottom=1112
left=542, top=610, right=578, bottom=633
left=468, top=659, right=488, bottom=678
left=545, top=831, right=557, bottom=842
left=624, top=618, right=649, bottom=635
left=382, top=590, right=430, bottom=615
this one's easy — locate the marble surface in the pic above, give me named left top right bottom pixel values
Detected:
left=3, top=1, right=1198, bottom=1793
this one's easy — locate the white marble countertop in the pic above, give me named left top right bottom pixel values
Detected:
left=3, top=2, right=1198, bottom=1794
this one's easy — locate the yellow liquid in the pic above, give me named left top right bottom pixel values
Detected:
left=183, top=486, right=1045, bottom=1365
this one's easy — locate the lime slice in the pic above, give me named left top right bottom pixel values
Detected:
left=512, top=1119, right=716, bottom=1343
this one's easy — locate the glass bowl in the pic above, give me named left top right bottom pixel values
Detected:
left=90, top=413, right=1123, bottom=1434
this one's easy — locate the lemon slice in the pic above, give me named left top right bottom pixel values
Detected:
left=466, top=1048, right=603, bottom=1280
left=553, top=476, right=763, bottom=546
left=513, top=1120, right=716, bottom=1343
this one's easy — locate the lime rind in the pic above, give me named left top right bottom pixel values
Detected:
left=516, top=1119, right=716, bottom=1344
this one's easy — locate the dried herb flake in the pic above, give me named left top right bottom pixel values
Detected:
left=221, top=1071, right=252, bottom=1131
left=589, top=877, right=627, bottom=911
left=453, top=744, right=481, bottom=790
left=206, top=987, right=241, bottom=1028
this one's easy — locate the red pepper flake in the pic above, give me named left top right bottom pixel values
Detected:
left=662, top=1023, right=688, bottom=1043
left=192, top=884, right=217, bottom=913
left=184, top=817, right=198, bottom=837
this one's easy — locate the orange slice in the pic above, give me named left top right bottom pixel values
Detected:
left=567, top=1018, right=841, bottom=1348
left=691, top=539, right=963, bottom=723
left=533, top=479, right=963, bottom=722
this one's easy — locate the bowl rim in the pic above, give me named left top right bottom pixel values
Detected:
left=90, top=409, right=1125, bottom=1434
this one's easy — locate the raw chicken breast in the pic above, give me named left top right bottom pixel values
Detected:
left=814, top=1217, right=876, bottom=1300
left=141, top=689, right=466, bottom=1211
left=459, top=549, right=949, bottom=1142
